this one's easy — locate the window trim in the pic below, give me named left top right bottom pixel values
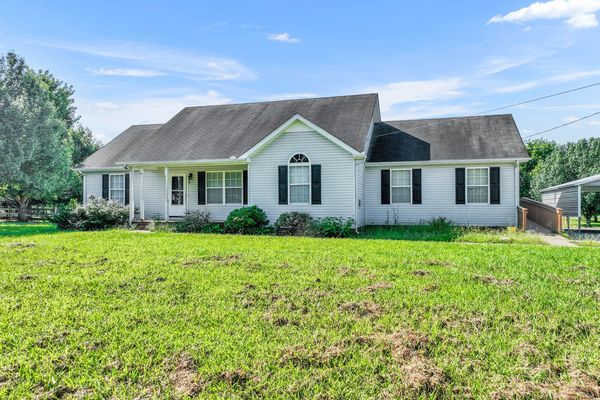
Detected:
left=465, top=167, right=490, bottom=205
left=390, top=168, right=412, bottom=204
left=288, top=153, right=311, bottom=205
left=109, top=173, right=126, bottom=204
left=205, top=170, right=244, bottom=205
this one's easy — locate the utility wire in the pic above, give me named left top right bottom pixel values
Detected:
left=522, top=111, right=600, bottom=140
left=373, top=81, right=600, bottom=139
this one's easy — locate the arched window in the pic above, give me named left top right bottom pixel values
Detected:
left=288, top=153, right=310, bottom=204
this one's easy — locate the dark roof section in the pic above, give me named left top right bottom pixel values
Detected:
left=121, top=94, right=377, bottom=163
left=77, top=124, right=163, bottom=168
left=367, top=114, right=529, bottom=162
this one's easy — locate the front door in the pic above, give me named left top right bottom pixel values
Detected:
left=169, top=175, right=186, bottom=217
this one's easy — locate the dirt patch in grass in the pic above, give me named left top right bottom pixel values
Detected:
left=166, top=353, right=204, bottom=397
left=411, top=270, right=430, bottom=276
left=216, top=369, right=259, bottom=388
left=422, top=284, right=439, bottom=293
left=280, top=342, right=348, bottom=368
left=475, top=275, right=515, bottom=286
left=339, top=301, right=382, bottom=318
left=491, top=368, right=600, bottom=399
left=337, top=266, right=353, bottom=276
left=6, top=242, right=36, bottom=248
left=358, top=281, right=393, bottom=293
left=420, top=259, right=453, bottom=267
left=182, top=254, right=242, bottom=267
left=400, top=356, right=446, bottom=394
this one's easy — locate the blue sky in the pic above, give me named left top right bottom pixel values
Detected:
left=1, top=0, right=600, bottom=143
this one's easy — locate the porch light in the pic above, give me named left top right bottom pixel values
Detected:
left=188, top=173, right=193, bottom=182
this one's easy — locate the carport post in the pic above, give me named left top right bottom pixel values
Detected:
left=577, top=185, right=582, bottom=233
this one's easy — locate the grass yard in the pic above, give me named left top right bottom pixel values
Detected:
left=0, top=224, right=599, bottom=398
left=566, top=217, right=600, bottom=229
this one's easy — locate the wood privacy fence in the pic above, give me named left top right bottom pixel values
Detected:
left=0, top=205, right=57, bottom=220
left=520, top=198, right=562, bottom=233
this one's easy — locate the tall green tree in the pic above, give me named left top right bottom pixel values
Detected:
left=531, top=138, right=600, bottom=226
left=520, top=139, right=557, bottom=198
left=0, top=52, right=72, bottom=220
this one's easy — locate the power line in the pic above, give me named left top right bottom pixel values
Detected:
left=373, top=81, right=600, bottom=139
left=522, top=111, right=600, bottom=140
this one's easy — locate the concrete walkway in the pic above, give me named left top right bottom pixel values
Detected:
left=526, top=221, right=577, bottom=247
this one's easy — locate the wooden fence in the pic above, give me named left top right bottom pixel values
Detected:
left=0, top=206, right=57, bottom=221
left=520, top=198, right=562, bottom=233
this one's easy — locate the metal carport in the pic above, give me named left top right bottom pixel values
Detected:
left=540, top=173, right=600, bottom=231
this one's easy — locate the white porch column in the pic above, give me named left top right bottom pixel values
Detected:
left=129, top=169, right=135, bottom=224
left=577, top=184, right=582, bottom=232
left=140, top=169, right=145, bottom=221
left=164, top=167, right=169, bottom=221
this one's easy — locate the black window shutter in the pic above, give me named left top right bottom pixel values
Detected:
left=412, top=169, right=422, bottom=204
left=490, top=167, right=500, bottom=204
left=311, top=164, right=321, bottom=205
left=198, top=172, right=206, bottom=205
left=243, top=170, right=248, bottom=204
left=455, top=168, right=466, bottom=204
left=102, top=174, right=109, bottom=200
left=381, top=169, right=390, bottom=204
left=124, top=173, right=130, bottom=205
left=278, top=166, right=288, bottom=204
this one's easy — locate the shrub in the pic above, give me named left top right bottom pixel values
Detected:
left=224, top=206, right=268, bottom=234
left=50, top=196, right=129, bottom=230
left=175, top=211, right=211, bottom=233
left=315, top=217, right=355, bottom=238
left=274, top=212, right=316, bottom=236
left=202, top=223, right=224, bottom=234
left=428, top=217, right=454, bottom=232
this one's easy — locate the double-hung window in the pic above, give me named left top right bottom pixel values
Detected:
left=288, top=154, right=310, bottom=204
left=391, top=169, right=411, bottom=203
left=109, top=174, right=125, bottom=204
left=466, top=168, right=489, bottom=204
left=206, top=171, right=243, bottom=204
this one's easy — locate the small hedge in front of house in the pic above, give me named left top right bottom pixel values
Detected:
left=274, top=212, right=316, bottom=236
left=51, top=197, right=129, bottom=231
left=175, top=211, right=223, bottom=233
left=224, top=205, right=269, bottom=234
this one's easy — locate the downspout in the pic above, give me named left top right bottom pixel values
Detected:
left=515, top=161, right=520, bottom=227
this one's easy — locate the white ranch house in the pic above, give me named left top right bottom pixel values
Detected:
left=76, top=94, right=529, bottom=227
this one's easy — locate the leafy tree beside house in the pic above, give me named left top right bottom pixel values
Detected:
left=0, top=52, right=72, bottom=220
left=531, top=138, right=600, bottom=227
left=520, top=139, right=558, bottom=198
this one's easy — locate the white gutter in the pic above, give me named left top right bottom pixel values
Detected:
left=116, top=158, right=248, bottom=167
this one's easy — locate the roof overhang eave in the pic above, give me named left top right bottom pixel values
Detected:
left=365, top=157, right=530, bottom=166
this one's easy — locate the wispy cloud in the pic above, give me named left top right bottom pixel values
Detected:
left=42, top=40, right=256, bottom=81
left=268, top=33, right=301, bottom=43
left=259, top=92, right=317, bottom=101
left=478, top=56, right=538, bottom=75
left=91, top=67, right=164, bottom=78
left=77, top=90, right=231, bottom=142
left=495, top=69, right=600, bottom=93
left=365, top=78, right=465, bottom=113
left=383, top=104, right=474, bottom=121
left=488, top=0, right=600, bottom=29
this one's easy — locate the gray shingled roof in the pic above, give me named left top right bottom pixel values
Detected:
left=77, top=124, right=163, bottom=169
left=367, top=115, right=529, bottom=162
left=81, top=94, right=378, bottom=168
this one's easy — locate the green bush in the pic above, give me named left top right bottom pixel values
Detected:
left=429, top=217, right=454, bottom=232
left=224, top=206, right=269, bottom=234
left=315, top=216, right=355, bottom=238
left=175, top=211, right=211, bottom=233
left=274, top=212, right=316, bottom=236
left=50, top=196, right=129, bottom=230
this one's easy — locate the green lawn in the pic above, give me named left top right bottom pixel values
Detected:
left=566, top=217, right=600, bottom=229
left=1, top=224, right=599, bottom=398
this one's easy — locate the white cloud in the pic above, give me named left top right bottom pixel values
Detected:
left=478, top=56, right=537, bottom=75
left=77, top=90, right=231, bottom=142
left=365, top=78, right=465, bottom=113
left=382, top=104, right=473, bottom=121
left=91, top=68, right=164, bottom=78
left=495, top=69, right=600, bottom=93
left=259, top=92, right=317, bottom=101
left=41, top=40, right=256, bottom=81
left=268, top=33, right=301, bottom=43
left=488, top=0, right=600, bottom=29
left=588, top=118, right=600, bottom=125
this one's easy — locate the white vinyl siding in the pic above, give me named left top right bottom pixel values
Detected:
left=541, top=187, right=579, bottom=217
left=248, top=120, right=356, bottom=223
left=365, top=163, right=517, bottom=226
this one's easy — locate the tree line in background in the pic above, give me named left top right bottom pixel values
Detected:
left=0, top=52, right=101, bottom=220
left=521, top=137, right=600, bottom=226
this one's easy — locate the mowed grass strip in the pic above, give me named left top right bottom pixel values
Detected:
left=0, top=225, right=599, bottom=398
